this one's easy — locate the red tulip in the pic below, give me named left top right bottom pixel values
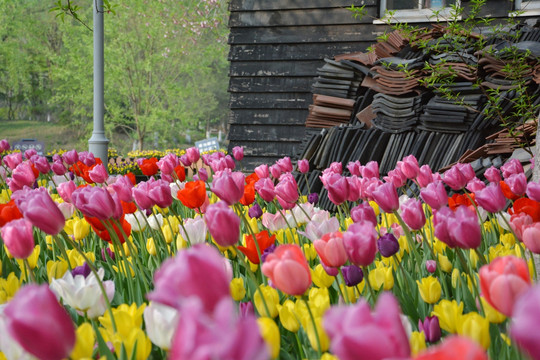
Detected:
left=415, top=336, right=487, bottom=360
left=177, top=180, right=208, bottom=209
left=238, top=230, right=276, bottom=264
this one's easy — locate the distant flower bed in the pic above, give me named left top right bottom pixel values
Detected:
left=0, top=138, right=540, bottom=360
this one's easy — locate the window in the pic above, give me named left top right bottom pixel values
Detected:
left=514, top=0, right=540, bottom=15
left=377, top=0, right=460, bottom=23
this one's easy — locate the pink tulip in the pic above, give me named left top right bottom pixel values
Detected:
left=526, top=180, right=540, bottom=202
left=384, top=168, right=407, bottom=188
left=3, top=152, right=23, bottom=170
left=186, top=147, right=200, bottom=165
left=510, top=212, right=533, bottom=241
left=10, top=162, right=36, bottom=191
left=360, top=177, right=382, bottom=201
left=399, top=154, right=419, bottom=179
left=433, top=207, right=457, bottom=248
left=314, top=231, right=348, bottom=268
left=479, top=255, right=531, bottom=317
left=232, top=146, right=244, bottom=161
left=400, top=198, right=426, bottom=230
left=297, top=159, right=309, bottom=174
left=522, top=223, right=540, bottom=254
left=211, top=170, right=245, bottom=205
left=475, top=182, right=506, bottom=213
left=13, top=187, right=65, bottom=235
left=148, top=179, right=173, bottom=208
left=262, top=244, right=311, bottom=295
left=299, top=211, right=339, bottom=241
left=30, top=155, right=51, bottom=174
left=1, top=219, right=35, bottom=259
left=275, top=173, right=299, bottom=204
left=426, top=260, right=437, bottom=274
left=466, top=177, right=485, bottom=193
left=343, top=221, right=378, bottom=267
left=198, top=168, right=208, bottom=182
left=170, top=298, right=268, bottom=360
left=4, top=284, right=76, bottom=360
left=204, top=201, right=241, bottom=247
left=501, top=158, right=524, bottom=179
left=62, top=150, right=78, bottom=165
left=510, top=284, right=540, bottom=360
left=51, top=160, right=67, bottom=175
left=362, top=160, right=379, bottom=179
left=110, top=175, right=134, bottom=202
left=254, top=164, right=269, bottom=179
left=79, top=151, right=96, bottom=166
left=269, top=164, right=282, bottom=179
left=180, top=154, right=191, bottom=167
left=417, top=164, right=434, bottom=188
left=484, top=166, right=501, bottom=183
left=277, top=157, right=293, bottom=173
left=72, top=185, right=120, bottom=220
left=261, top=212, right=288, bottom=232
left=324, top=292, right=410, bottom=360
left=255, top=178, right=276, bottom=202
left=148, top=244, right=232, bottom=313
left=157, top=153, right=179, bottom=175
left=88, top=163, right=108, bottom=184
left=506, top=173, right=527, bottom=196
left=420, top=181, right=448, bottom=210
left=328, top=161, right=342, bottom=174
left=372, top=182, right=399, bottom=213
left=325, top=173, right=349, bottom=206
left=0, top=139, right=10, bottom=152
left=350, top=202, right=377, bottom=226
left=132, top=180, right=156, bottom=210
left=457, top=163, right=475, bottom=182
left=346, top=176, right=361, bottom=202
left=347, top=160, right=362, bottom=177
left=443, top=164, right=468, bottom=190
left=447, top=205, right=481, bottom=249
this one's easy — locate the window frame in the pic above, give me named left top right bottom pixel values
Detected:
left=513, top=0, right=540, bottom=16
left=375, top=0, right=461, bottom=24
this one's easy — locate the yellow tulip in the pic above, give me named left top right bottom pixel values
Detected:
left=304, top=315, right=330, bottom=352
left=123, top=328, right=152, bottom=360
left=369, top=201, right=380, bottom=216
left=0, top=259, right=2, bottom=277
left=417, top=276, right=442, bottom=304
left=309, top=287, right=330, bottom=315
left=230, top=277, right=246, bottom=301
left=480, top=297, right=506, bottom=324
left=457, top=312, right=490, bottom=350
left=344, top=216, right=353, bottom=230
left=161, top=225, right=174, bottom=244
left=167, top=215, right=180, bottom=234
left=277, top=299, right=300, bottom=333
left=340, top=283, right=359, bottom=304
left=451, top=268, right=461, bottom=288
left=46, top=259, right=69, bottom=283
left=368, top=264, right=394, bottom=291
left=146, top=237, right=157, bottom=256
left=0, top=272, right=22, bottom=304
left=254, top=285, right=279, bottom=318
left=70, top=323, right=95, bottom=359
left=499, top=233, right=515, bottom=247
left=176, top=233, right=189, bottom=250
left=321, top=353, right=339, bottom=360
left=45, top=235, right=54, bottom=250
left=410, top=330, right=427, bottom=356
left=311, top=264, right=335, bottom=288
left=3, top=245, right=12, bottom=259
left=437, top=254, right=452, bottom=273
left=257, top=317, right=281, bottom=359
left=469, top=249, right=479, bottom=269
left=432, top=299, right=464, bottom=334
left=0, top=189, right=11, bottom=204
left=303, top=243, right=317, bottom=262
left=113, top=258, right=135, bottom=277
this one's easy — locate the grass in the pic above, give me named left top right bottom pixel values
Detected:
left=0, top=120, right=83, bottom=153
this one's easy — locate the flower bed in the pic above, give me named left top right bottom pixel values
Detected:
left=0, top=139, right=539, bottom=360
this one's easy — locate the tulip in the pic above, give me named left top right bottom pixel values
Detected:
left=483, top=166, right=501, bottom=183
left=261, top=212, right=287, bottom=232
left=10, top=162, right=36, bottom=191
left=71, top=185, right=118, bottom=220
left=372, top=182, right=399, bottom=213
left=341, top=265, right=364, bottom=286
left=347, top=160, right=362, bottom=176
left=466, top=177, right=486, bottom=193
left=170, top=298, right=268, bottom=360
left=257, top=317, right=280, bottom=359
left=432, top=299, right=464, bottom=334
left=400, top=198, right=426, bottom=230
left=185, top=147, right=200, bottom=165
left=148, top=244, right=232, bottom=313
left=417, top=164, right=434, bottom=188
left=522, top=223, right=540, bottom=253
left=501, top=158, right=524, bottom=179
left=255, top=177, right=276, bottom=202
left=479, top=255, right=531, bottom=316
left=211, top=170, right=245, bottom=205
left=420, top=180, right=448, bottom=210
left=254, top=164, right=269, bottom=179
left=51, top=160, right=67, bottom=176
left=297, top=159, right=309, bottom=173
left=1, top=218, right=35, bottom=259
left=457, top=312, right=491, bottom=350
left=350, top=202, right=377, bottom=226
left=3, top=152, right=23, bottom=170
left=4, top=284, right=76, bottom=360
left=384, top=168, right=407, bottom=188
left=419, top=316, right=441, bottom=343
left=13, top=187, right=65, bottom=235
left=426, top=260, right=437, bottom=273
left=314, top=231, right=348, bottom=268
left=269, top=164, right=282, bottom=179
left=232, top=146, right=244, bottom=161
left=110, top=175, right=134, bottom=202
left=323, top=292, right=410, bottom=360
left=506, top=172, right=527, bottom=197
left=57, top=180, right=77, bottom=203
left=399, top=154, right=419, bottom=179
left=324, top=173, right=349, bottom=206
left=377, top=232, right=400, bottom=257
left=239, top=301, right=255, bottom=317
left=197, top=167, right=208, bottom=182
left=205, top=201, right=241, bottom=247
left=254, top=284, right=280, bottom=318
left=78, top=151, right=95, bottom=166
left=276, top=157, right=293, bottom=173
left=475, top=182, right=506, bottom=213
left=361, top=160, right=379, bottom=178
left=510, top=284, right=540, bottom=360
left=262, top=244, right=311, bottom=296
left=526, top=180, right=540, bottom=202
left=30, top=155, right=50, bottom=174
left=148, top=179, right=173, bottom=208
left=156, top=153, right=179, bottom=175
left=239, top=230, right=276, bottom=264
left=143, top=302, right=180, bottom=351
left=414, top=336, right=487, bottom=360
left=417, top=276, right=442, bottom=304
left=435, top=205, right=481, bottom=249
left=62, top=150, right=78, bottom=165
left=343, top=221, right=378, bottom=267
left=0, top=138, right=10, bottom=152
left=88, top=163, right=108, bottom=184
left=179, top=154, right=191, bottom=167
left=248, top=203, right=263, bottom=219
left=275, top=173, right=299, bottom=204
left=278, top=299, right=300, bottom=333
left=308, top=192, right=319, bottom=204
left=177, top=180, right=207, bottom=210
left=179, top=217, right=207, bottom=245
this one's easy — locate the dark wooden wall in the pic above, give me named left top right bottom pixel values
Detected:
left=226, top=0, right=518, bottom=170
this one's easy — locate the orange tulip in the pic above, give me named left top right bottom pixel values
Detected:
left=0, top=199, right=23, bottom=227
left=139, top=157, right=159, bottom=176
left=85, top=215, right=131, bottom=244
left=177, top=180, right=207, bottom=209
left=509, top=197, right=540, bottom=222
left=448, top=193, right=476, bottom=212
left=238, top=230, right=276, bottom=264
left=174, top=164, right=186, bottom=182
left=500, top=180, right=521, bottom=201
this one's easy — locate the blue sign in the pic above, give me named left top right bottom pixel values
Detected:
left=195, top=137, right=219, bottom=153
left=12, top=139, right=45, bottom=155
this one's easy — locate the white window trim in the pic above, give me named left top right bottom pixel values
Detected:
left=512, top=0, right=540, bottom=16
left=374, top=0, right=462, bottom=24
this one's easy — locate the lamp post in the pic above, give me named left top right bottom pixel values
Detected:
left=88, top=0, right=109, bottom=165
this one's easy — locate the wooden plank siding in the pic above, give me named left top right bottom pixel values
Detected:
left=227, top=0, right=380, bottom=169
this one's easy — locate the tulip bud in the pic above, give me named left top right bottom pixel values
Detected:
left=425, top=260, right=437, bottom=274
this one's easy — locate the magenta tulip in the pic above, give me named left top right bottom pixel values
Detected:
left=426, top=260, right=437, bottom=273
left=62, top=150, right=78, bottom=165
left=347, top=176, right=361, bottom=202
left=186, top=147, right=200, bottom=165
left=362, top=160, right=379, bottom=179
left=325, top=174, right=349, bottom=206
left=417, top=164, right=434, bottom=188
left=0, top=138, right=10, bottom=152
left=4, top=284, right=76, bottom=360
left=232, top=146, right=244, bottom=161
left=372, top=182, right=399, bottom=213
left=384, top=168, right=407, bottom=188
left=71, top=185, right=119, bottom=220
left=148, top=179, right=173, bottom=208
left=277, top=156, right=293, bottom=173
left=157, top=153, right=179, bottom=175
left=269, top=164, right=282, bottom=179
left=475, top=182, right=506, bottom=213
left=510, top=284, right=540, bottom=360
left=274, top=173, right=299, bottom=204
left=30, top=155, right=51, bottom=174
left=88, top=163, right=108, bottom=184
left=78, top=151, right=95, bottom=166
left=443, top=164, right=468, bottom=190
left=255, top=178, right=275, bottom=202
left=526, top=180, right=540, bottom=202
left=447, top=205, right=482, bottom=249
left=343, top=221, right=378, bottom=267
left=297, top=159, right=309, bottom=174
left=1, top=218, right=35, bottom=259
left=254, top=164, right=269, bottom=179
left=13, top=187, right=65, bottom=235
left=399, top=154, right=419, bottom=179
left=419, top=316, right=441, bottom=343
left=110, top=175, right=134, bottom=202
left=9, top=162, right=36, bottom=191
left=400, top=198, right=426, bottom=230
left=501, top=158, right=524, bottom=179
left=420, top=181, right=448, bottom=210
left=204, top=201, right=241, bottom=247
left=324, top=292, right=410, bottom=360
left=51, top=160, right=67, bottom=176
left=132, top=180, right=155, bottom=210
left=350, top=202, right=377, bottom=226
left=506, top=172, right=527, bottom=196
left=484, top=166, right=501, bottom=183
left=466, top=177, right=486, bottom=193
left=3, top=152, right=23, bottom=170
left=211, top=170, right=245, bottom=205
left=347, top=160, right=362, bottom=176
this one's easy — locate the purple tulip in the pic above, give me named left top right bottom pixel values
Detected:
left=71, top=262, right=92, bottom=277
left=308, top=192, right=319, bottom=204
left=248, top=203, right=263, bottom=219
left=419, top=316, right=441, bottom=343
left=342, top=265, right=364, bottom=286
left=377, top=233, right=400, bottom=258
